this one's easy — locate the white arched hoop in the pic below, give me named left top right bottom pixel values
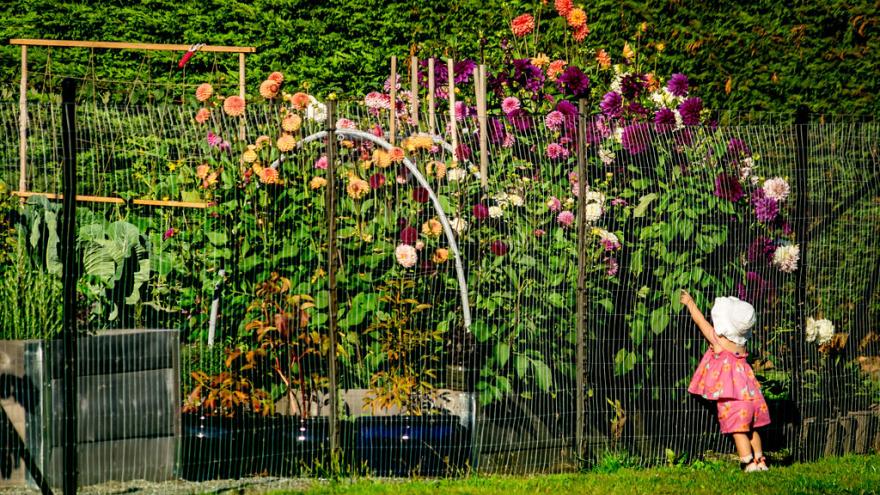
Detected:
left=294, top=129, right=472, bottom=330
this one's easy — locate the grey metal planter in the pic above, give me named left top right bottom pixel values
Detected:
left=0, top=329, right=180, bottom=489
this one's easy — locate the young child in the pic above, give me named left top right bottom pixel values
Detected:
left=680, top=289, right=771, bottom=472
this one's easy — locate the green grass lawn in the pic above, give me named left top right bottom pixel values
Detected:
left=266, top=454, right=879, bottom=495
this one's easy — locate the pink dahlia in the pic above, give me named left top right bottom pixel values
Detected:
left=546, top=143, right=570, bottom=160
left=545, top=110, right=565, bottom=130
left=501, top=96, right=521, bottom=115
left=557, top=210, right=575, bottom=227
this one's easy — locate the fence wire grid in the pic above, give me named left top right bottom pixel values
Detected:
left=0, top=96, right=878, bottom=491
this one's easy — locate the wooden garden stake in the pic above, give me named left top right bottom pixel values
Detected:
left=575, top=99, right=588, bottom=460
left=477, top=64, right=489, bottom=189
left=410, top=55, right=419, bottom=129
left=18, top=45, right=27, bottom=196
left=428, top=58, right=436, bottom=134
left=325, top=98, right=340, bottom=457
left=389, top=56, right=397, bottom=145
left=447, top=58, right=457, bottom=163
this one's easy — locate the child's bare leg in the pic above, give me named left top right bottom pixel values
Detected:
left=749, top=431, right=767, bottom=468
left=731, top=432, right=754, bottom=461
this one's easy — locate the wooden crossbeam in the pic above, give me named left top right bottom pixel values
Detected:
left=10, top=39, right=255, bottom=53
left=13, top=191, right=209, bottom=209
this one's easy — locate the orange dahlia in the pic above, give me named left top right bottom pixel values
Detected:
left=242, top=146, right=258, bottom=163
left=196, top=163, right=211, bottom=180
left=195, top=108, right=211, bottom=124
left=268, top=71, right=284, bottom=83
left=596, top=49, right=612, bottom=69
left=309, top=176, right=327, bottom=189
left=573, top=23, right=589, bottom=42
left=259, top=80, right=280, bottom=99
left=555, top=0, right=573, bottom=17
left=511, top=13, right=535, bottom=37
left=547, top=59, right=567, bottom=81
left=282, top=114, right=302, bottom=132
left=259, top=166, right=279, bottom=184
left=223, top=95, right=246, bottom=117
left=195, top=83, right=213, bottom=102
left=623, top=42, right=635, bottom=61
left=290, top=92, right=311, bottom=111
left=346, top=177, right=370, bottom=200
left=255, top=135, right=271, bottom=150
left=531, top=53, right=550, bottom=68
left=389, top=147, right=406, bottom=163
left=567, top=7, right=586, bottom=28
left=277, top=134, right=297, bottom=152
left=373, top=149, right=392, bottom=168
left=432, top=248, right=449, bottom=264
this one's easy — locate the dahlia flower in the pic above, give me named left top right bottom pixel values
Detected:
left=772, top=244, right=800, bottom=273
left=223, top=95, right=245, bottom=117
left=763, top=177, right=791, bottom=203
left=195, top=83, right=213, bottom=102
left=395, top=244, right=418, bottom=268
left=511, top=13, right=535, bottom=37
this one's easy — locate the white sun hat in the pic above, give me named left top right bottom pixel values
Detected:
left=710, top=296, right=756, bottom=346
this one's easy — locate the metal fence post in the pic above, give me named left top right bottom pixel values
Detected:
left=575, top=99, right=588, bottom=461
left=792, top=105, right=809, bottom=461
left=60, top=77, right=78, bottom=494
left=325, top=98, right=340, bottom=460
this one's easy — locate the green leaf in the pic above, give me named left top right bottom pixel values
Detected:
left=532, top=360, right=552, bottom=391
left=630, top=249, right=643, bottom=276
left=651, top=306, right=670, bottom=334
left=494, top=342, right=510, bottom=367
left=206, top=231, right=227, bottom=246
left=471, top=319, right=492, bottom=342
left=548, top=292, right=565, bottom=308
left=630, top=319, right=646, bottom=346
left=614, top=348, right=637, bottom=376
left=633, top=193, right=658, bottom=218
left=598, top=298, right=614, bottom=313
left=515, top=355, right=529, bottom=379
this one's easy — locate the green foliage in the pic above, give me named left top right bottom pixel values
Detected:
left=77, top=211, right=151, bottom=325
left=0, top=1, right=877, bottom=115
left=263, top=454, right=880, bottom=494
left=0, top=241, right=62, bottom=340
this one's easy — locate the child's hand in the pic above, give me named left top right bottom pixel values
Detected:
left=679, top=289, right=693, bottom=307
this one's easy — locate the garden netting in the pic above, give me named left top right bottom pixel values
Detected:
left=0, top=99, right=878, bottom=489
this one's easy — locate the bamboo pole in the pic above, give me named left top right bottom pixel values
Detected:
left=13, top=191, right=209, bottom=209
left=238, top=53, right=246, bottom=99
left=410, top=56, right=419, bottom=130
left=18, top=45, right=27, bottom=196
left=389, top=56, right=397, bottom=145
left=9, top=38, right=255, bottom=53
left=477, top=64, right=489, bottom=189
left=447, top=58, right=457, bottom=163
left=238, top=52, right=246, bottom=140
left=428, top=58, right=436, bottom=135
left=575, top=99, right=588, bottom=461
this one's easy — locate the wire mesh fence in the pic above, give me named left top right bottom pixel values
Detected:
left=0, top=93, right=878, bottom=491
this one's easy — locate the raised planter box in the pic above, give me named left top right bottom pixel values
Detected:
left=0, top=329, right=180, bottom=488
left=180, top=414, right=331, bottom=480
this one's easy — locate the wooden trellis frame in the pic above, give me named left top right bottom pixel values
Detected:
left=9, top=38, right=256, bottom=209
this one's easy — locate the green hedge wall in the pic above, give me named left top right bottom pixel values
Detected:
left=0, top=0, right=877, bottom=116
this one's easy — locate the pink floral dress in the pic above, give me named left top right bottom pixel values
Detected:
left=688, top=348, right=771, bottom=434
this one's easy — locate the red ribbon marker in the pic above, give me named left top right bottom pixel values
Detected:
left=178, top=43, right=205, bottom=68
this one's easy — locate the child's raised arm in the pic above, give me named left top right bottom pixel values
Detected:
left=680, top=289, right=720, bottom=347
